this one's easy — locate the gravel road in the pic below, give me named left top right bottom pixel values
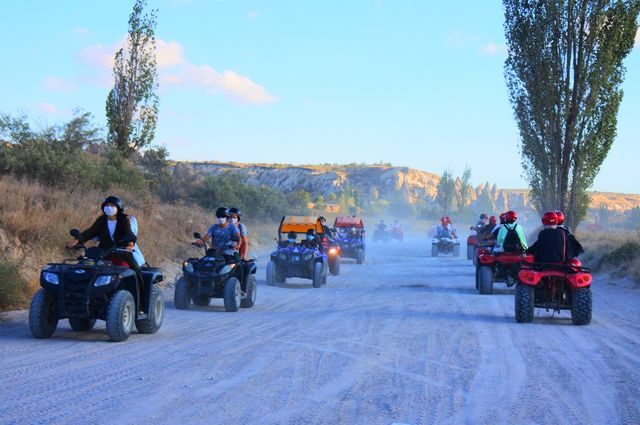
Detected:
left=1, top=238, right=638, bottom=425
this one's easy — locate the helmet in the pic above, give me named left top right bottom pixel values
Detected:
left=489, top=216, right=496, bottom=225
left=505, top=210, right=517, bottom=223
left=440, top=216, right=447, bottom=225
left=445, top=216, right=451, bottom=224
left=554, top=210, right=565, bottom=225
left=480, top=213, right=488, bottom=220
left=542, top=211, right=558, bottom=226
left=229, top=207, right=241, bottom=219
left=499, top=213, right=507, bottom=224
left=215, top=207, right=229, bottom=218
left=101, top=196, right=124, bottom=213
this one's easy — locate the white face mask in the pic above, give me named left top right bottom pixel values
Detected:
left=217, top=217, right=227, bottom=224
left=103, top=206, right=117, bottom=216
left=229, top=218, right=238, bottom=224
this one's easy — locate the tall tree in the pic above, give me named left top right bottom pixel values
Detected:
left=503, top=0, right=639, bottom=228
left=436, top=170, right=456, bottom=214
left=106, top=0, right=159, bottom=157
left=457, top=165, right=473, bottom=212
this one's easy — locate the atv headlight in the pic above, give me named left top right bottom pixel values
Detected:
left=94, top=275, right=115, bottom=287
left=328, top=248, right=338, bottom=255
left=43, top=272, right=59, bottom=285
left=218, top=263, right=237, bottom=275
left=183, top=261, right=194, bottom=273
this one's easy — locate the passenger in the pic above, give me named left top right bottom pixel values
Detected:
left=526, top=211, right=583, bottom=263
left=197, top=207, right=240, bottom=254
left=554, top=210, right=584, bottom=257
left=480, top=216, right=497, bottom=241
left=229, top=207, right=249, bottom=260
left=66, top=196, right=142, bottom=267
left=302, top=229, right=318, bottom=249
left=491, top=213, right=507, bottom=240
left=495, top=210, right=528, bottom=253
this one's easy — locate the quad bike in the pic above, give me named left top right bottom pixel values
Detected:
left=476, top=250, right=533, bottom=295
left=515, top=261, right=592, bottom=325
left=467, top=224, right=483, bottom=260
left=29, top=229, right=165, bottom=342
left=373, top=227, right=389, bottom=243
left=390, top=227, right=404, bottom=242
left=333, top=216, right=366, bottom=265
left=266, top=216, right=328, bottom=288
left=323, top=237, right=341, bottom=276
left=174, top=232, right=257, bottom=312
left=431, top=236, right=460, bottom=257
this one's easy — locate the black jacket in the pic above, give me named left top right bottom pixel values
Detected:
left=79, top=214, right=136, bottom=249
left=526, top=227, right=582, bottom=264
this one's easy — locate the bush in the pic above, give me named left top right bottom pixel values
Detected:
left=0, top=255, right=29, bottom=311
left=579, top=232, right=640, bottom=283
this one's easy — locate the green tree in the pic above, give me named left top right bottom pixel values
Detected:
left=503, top=0, right=640, bottom=229
left=436, top=170, right=456, bottom=214
left=106, top=0, right=159, bottom=157
left=314, top=194, right=327, bottom=212
left=457, top=165, right=473, bottom=212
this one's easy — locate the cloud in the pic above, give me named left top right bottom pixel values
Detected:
left=479, top=43, right=507, bottom=56
left=635, top=28, right=640, bottom=47
left=248, top=11, right=259, bottom=20
left=156, top=40, right=186, bottom=68
left=35, top=102, right=59, bottom=115
left=78, top=42, right=119, bottom=69
left=43, top=76, right=76, bottom=92
left=448, top=31, right=482, bottom=48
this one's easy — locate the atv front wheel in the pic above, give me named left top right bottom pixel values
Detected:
left=431, top=244, right=438, bottom=257
left=174, top=276, right=191, bottom=309
left=29, top=288, right=58, bottom=339
left=478, top=266, right=494, bottom=295
left=467, top=244, right=474, bottom=260
left=69, top=318, right=96, bottom=331
left=475, top=266, right=480, bottom=291
left=241, top=275, right=257, bottom=308
left=312, top=262, right=323, bottom=288
left=452, top=244, right=460, bottom=257
left=136, top=287, right=165, bottom=334
left=106, top=290, right=135, bottom=342
left=356, top=249, right=365, bottom=265
left=515, top=283, right=535, bottom=323
left=329, top=256, right=341, bottom=276
left=571, top=287, right=592, bottom=326
left=223, top=277, right=241, bottom=312
left=266, top=261, right=276, bottom=286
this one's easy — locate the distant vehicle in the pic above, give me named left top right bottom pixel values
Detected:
left=476, top=250, right=533, bottom=295
left=174, top=233, right=257, bottom=312
left=29, top=229, right=165, bottom=342
left=431, top=235, right=460, bottom=257
left=516, top=260, right=592, bottom=325
left=333, top=216, right=366, bottom=264
left=266, top=216, right=328, bottom=288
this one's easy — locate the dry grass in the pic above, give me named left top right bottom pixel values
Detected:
left=0, top=177, right=283, bottom=310
left=577, top=230, right=640, bottom=283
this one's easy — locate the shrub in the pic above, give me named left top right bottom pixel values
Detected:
left=0, top=255, right=30, bottom=311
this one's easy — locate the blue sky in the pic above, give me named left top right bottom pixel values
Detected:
left=1, top=0, right=639, bottom=193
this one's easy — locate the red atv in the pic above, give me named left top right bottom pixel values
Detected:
left=476, top=250, right=533, bottom=294
left=515, top=262, right=592, bottom=325
left=390, top=226, right=404, bottom=242
left=467, top=234, right=477, bottom=260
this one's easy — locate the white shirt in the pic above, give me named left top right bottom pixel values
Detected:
left=107, top=219, right=117, bottom=240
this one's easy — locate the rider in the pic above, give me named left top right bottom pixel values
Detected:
left=480, top=216, right=497, bottom=240
left=377, top=220, right=387, bottom=231
left=229, top=207, right=249, bottom=260
left=66, top=196, right=143, bottom=267
left=198, top=207, right=240, bottom=253
left=302, top=229, right=319, bottom=249
left=495, top=210, right=528, bottom=253
left=435, top=217, right=452, bottom=238
left=555, top=210, right=584, bottom=257
left=526, top=211, right=583, bottom=263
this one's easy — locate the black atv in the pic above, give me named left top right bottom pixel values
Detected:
left=29, top=229, right=165, bottom=342
left=174, top=232, right=257, bottom=312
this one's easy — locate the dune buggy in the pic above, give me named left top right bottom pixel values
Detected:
left=516, top=262, right=592, bottom=325
left=29, top=229, right=165, bottom=342
left=174, top=232, right=257, bottom=312
left=333, top=216, right=366, bottom=265
left=266, top=216, right=328, bottom=288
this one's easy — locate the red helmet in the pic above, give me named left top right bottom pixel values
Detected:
left=541, top=211, right=558, bottom=225
left=505, top=210, right=517, bottom=223
left=445, top=216, right=451, bottom=224
left=440, top=216, right=447, bottom=225
left=489, top=215, right=496, bottom=224
left=499, top=213, right=507, bottom=224
left=554, top=210, right=565, bottom=225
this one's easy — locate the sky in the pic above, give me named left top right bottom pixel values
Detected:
left=0, top=0, right=639, bottom=193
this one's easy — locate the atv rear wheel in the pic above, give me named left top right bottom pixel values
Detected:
left=571, top=287, right=592, bottom=326
left=329, top=256, right=341, bottom=276
left=223, top=277, right=241, bottom=312
left=431, top=244, right=438, bottom=257
left=467, top=244, right=474, bottom=260
left=266, top=260, right=276, bottom=286
left=515, top=283, right=535, bottom=323
left=106, top=290, right=135, bottom=342
left=240, top=275, right=257, bottom=308
left=475, top=266, right=480, bottom=291
left=472, top=247, right=479, bottom=266
left=69, top=318, right=96, bottom=331
left=452, top=244, right=460, bottom=257
left=192, top=294, right=210, bottom=306
left=174, top=276, right=191, bottom=309
left=356, top=249, right=365, bottom=265
left=29, top=289, right=58, bottom=339
left=478, top=266, right=494, bottom=295
left=312, top=262, right=323, bottom=288
left=136, top=287, right=165, bottom=334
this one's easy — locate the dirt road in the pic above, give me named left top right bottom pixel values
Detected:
left=1, top=238, right=639, bottom=425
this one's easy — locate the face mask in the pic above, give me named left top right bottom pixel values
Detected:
left=229, top=218, right=238, bottom=224
left=103, top=206, right=117, bottom=216
left=217, top=217, right=226, bottom=224
left=288, top=239, right=296, bottom=244
left=307, top=235, right=314, bottom=241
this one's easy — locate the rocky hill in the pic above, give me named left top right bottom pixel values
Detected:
left=171, top=161, right=640, bottom=214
